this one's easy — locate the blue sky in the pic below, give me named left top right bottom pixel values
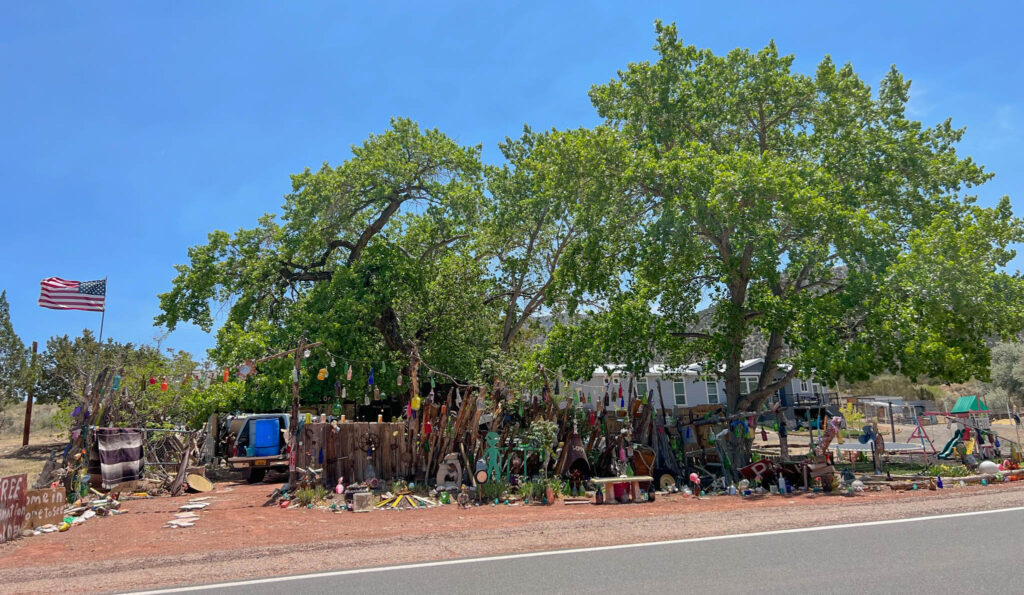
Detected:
left=1, top=1, right=1021, bottom=359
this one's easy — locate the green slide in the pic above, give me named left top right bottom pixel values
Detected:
left=938, top=428, right=963, bottom=460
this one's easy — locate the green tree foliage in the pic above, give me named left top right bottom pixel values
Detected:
left=157, top=119, right=498, bottom=405
left=0, top=290, right=28, bottom=405
left=34, top=331, right=164, bottom=404
left=482, top=126, right=631, bottom=351
left=577, top=22, right=1024, bottom=416
left=986, top=342, right=1024, bottom=408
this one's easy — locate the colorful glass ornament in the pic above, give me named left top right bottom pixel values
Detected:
left=160, top=377, right=168, bottom=392
left=368, top=367, right=374, bottom=386
left=397, top=374, right=402, bottom=386
left=341, top=386, right=347, bottom=401
left=373, top=386, right=380, bottom=400
left=424, top=420, right=432, bottom=435
left=149, top=375, right=156, bottom=385
left=430, top=376, right=435, bottom=389
left=411, top=394, right=422, bottom=411
left=330, top=357, right=336, bottom=368
left=317, top=368, right=328, bottom=381
left=111, top=375, right=121, bottom=390
left=346, top=365, right=352, bottom=381
left=223, top=368, right=230, bottom=383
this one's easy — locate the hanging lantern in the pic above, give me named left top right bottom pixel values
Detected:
left=112, top=375, right=121, bottom=390
left=160, top=377, right=168, bottom=392
left=346, top=365, right=352, bottom=381
left=411, top=394, right=422, bottom=411
left=148, top=375, right=156, bottom=385
left=317, top=368, right=328, bottom=381
left=223, top=368, right=230, bottom=383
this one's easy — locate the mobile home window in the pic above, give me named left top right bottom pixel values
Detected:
left=740, top=376, right=758, bottom=395
left=673, top=381, right=687, bottom=406
left=706, top=381, right=719, bottom=404
left=800, top=380, right=809, bottom=392
left=637, top=378, right=648, bottom=399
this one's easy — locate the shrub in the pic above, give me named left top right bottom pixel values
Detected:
left=294, top=485, right=329, bottom=506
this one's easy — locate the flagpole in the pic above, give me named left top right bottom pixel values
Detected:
left=89, top=277, right=107, bottom=393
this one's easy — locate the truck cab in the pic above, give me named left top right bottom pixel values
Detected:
left=225, top=413, right=290, bottom=483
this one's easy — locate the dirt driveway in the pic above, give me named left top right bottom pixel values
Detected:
left=2, top=479, right=1023, bottom=594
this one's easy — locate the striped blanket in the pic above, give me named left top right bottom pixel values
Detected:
left=95, top=428, right=144, bottom=489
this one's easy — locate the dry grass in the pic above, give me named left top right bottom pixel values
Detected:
left=0, top=402, right=65, bottom=480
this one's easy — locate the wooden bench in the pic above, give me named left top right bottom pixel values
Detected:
left=591, top=476, right=654, bottom=504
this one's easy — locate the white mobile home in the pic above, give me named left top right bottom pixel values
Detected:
left=569, top=359, right=828, bottom=412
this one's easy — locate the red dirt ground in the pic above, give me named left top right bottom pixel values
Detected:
left=1, top=480, right=1022, bottom=594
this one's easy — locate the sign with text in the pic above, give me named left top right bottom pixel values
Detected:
left=0, top=474, right=28, bottom=543
left=23, top=487, right=66, bottom=529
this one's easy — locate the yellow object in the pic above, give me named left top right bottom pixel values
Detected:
left=59, top=522, right=70, bottom=532
left=965, top=440, right=976, bottom=455
left=317, top=368, right=328, bottom=381
left=305, top=412, right=311, bottom=424
left=411, top=395, right=421, bottom=411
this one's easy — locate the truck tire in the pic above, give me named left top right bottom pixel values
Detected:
left=245, top=467, right=266, bottom=484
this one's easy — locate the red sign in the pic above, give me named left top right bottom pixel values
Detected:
left=1, top=474, right=28, bottom=543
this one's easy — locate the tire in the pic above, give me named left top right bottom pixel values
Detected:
left=245, top=467, right=266, bottom=484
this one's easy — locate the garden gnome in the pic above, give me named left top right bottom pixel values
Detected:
left=689, top=472, right=701, bottom=498
left=335, top=476, right=345, bottom=495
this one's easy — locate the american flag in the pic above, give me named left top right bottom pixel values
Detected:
left=38, top=277, right=106, bottom=312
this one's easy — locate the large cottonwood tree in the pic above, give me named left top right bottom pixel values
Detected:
left=157, top=119, right=497, bottom=403
left=583, top=22, right=1024, bottom=418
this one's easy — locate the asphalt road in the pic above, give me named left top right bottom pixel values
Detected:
left=135, top=508, right=1023, bottom=595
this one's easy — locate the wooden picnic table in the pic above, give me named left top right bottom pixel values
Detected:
left=591, top=476, right=654, bottom=504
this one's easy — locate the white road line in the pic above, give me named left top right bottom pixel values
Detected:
left=128, top=506, right=1024, bottom=594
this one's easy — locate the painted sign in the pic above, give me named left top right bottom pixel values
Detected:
left=0, top=474, right=28, bottom=543
left=23, top=487, right=66, bottom=529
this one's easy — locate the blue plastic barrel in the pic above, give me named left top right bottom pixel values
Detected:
left=250, top=418, right=280, bottom=455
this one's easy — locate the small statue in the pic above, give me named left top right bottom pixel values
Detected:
left=484, top=432, right=502, bottom=483
left=457, top=484, right=471, bottom=508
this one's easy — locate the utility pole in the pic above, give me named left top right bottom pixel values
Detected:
left=22, top=341, right=38, bottom=447
left=289, top=332, right=306, bottom=485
